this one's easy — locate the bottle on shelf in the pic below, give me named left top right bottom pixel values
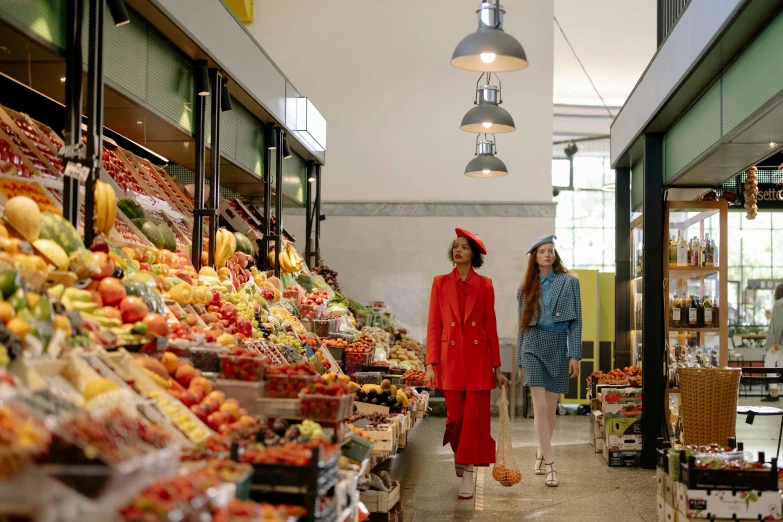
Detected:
left=704, top=233, right=714, bottom=267
left=711, top=236, right=719, bottom=267
left=671, top=295, right=682, bottom=328
left=669, top=235, right=677, bottom=267
left=713, top=296, right=720, bottom=328
left=677, top=232, right=688, bottom=266
left=699, top=237, right=707, bottom=267
left=703, top=296, right=713, bottom=327
left=636, top=245, right=643, bottom=278
left=687, top=295, right=699, bottom=328
left=690, top=236, right=700, bottom=267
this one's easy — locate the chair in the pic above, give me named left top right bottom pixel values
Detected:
left=737, top=367, right=783, bottom=459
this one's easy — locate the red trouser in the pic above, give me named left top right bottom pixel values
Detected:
left=442, top=390, right=496, bottom=466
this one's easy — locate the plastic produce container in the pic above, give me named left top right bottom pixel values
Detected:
left=215, top=379, right=265, bottom=411
left=264, top=373, right=318, bottom=399
left=299, top=393, right=355, bottom=422
left=190, top=346, right=228, bottom=373
left=218, top=353, right=266, bottom=382
left=355, top=372, right=383, bottom=385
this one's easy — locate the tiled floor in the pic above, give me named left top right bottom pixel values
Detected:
left=376, top=414, right=658, bottom=522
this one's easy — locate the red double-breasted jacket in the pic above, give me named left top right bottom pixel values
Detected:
left=425, top=268, right=501, bottom=391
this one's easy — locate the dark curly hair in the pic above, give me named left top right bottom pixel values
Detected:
left=447, top=238, right=484, bottom=269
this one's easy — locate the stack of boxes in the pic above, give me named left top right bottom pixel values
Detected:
left=656, top=440, right=783, bottom=521
left=588, top=384, right=643, bottom=466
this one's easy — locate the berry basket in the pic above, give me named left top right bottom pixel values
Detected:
left=219, top=353, right=266, bottom=382
left=345, top=352, right=373, bottom=366
left=355, top=372, right=383, bottom=385
left=299, top=393, right=355, bottom=423
left=190, top=346, right=228, bottom=373
left=679, top=453, right=778, bottom=491
left=404, top=377, right=426, bottom=387
left=264, top=373, right=319, bottom=399
left=244, top=447, right=339, bottom=493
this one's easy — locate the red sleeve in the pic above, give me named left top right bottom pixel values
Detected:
left=485, top=278, right=501, bottom=368
left=426, top=277, right=442, bottom=366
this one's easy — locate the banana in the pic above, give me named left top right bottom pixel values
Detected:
left=94, top=181, right=116, bottom=235
left=267, top=251, right=276, bottom=268
left=94, top=182, right=105, bottom=234
left=279, top=249, right=295, bottom=273
left=104, top=182, right=116, bottom=234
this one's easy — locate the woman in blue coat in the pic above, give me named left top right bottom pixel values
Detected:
left=516, top=235, right=582, bottom=488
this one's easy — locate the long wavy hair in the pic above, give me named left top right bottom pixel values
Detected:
left=520, top=246, right=569, bottom=331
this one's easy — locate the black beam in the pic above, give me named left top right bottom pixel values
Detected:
left=83, top=0, right=106, bottom=248
left=642, top=133, right=665, bottom=469
left=615, top=167, right=632, bottom=370
left=261, top=123, right=274, bottom=271
left=305, top=161, right=314, bottom=268
left=191, top=61, right=207, bottom=265
left=207, top=68, right=222, bottom=270
left=273, top=128, right=284, bottom=278
left=62, top=0, right=84, bottom=229
left=314, top=164, right=322, bottom=267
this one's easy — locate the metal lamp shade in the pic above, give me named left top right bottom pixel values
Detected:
left=465, top=154, right=508, bottom=177
left=460, top=104, right=515, bottom=133
left=451, top=29, right=528, bottom=72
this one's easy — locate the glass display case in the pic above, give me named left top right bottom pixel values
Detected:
left=631, top=214, right=643, bottom=366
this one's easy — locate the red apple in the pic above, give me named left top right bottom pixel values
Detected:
left=91, top=251, right=115, bottom=280
left=119, top=296, right=148, bottom=324
left=201, top=397, right=220, bottom=413
left=179, top=390, right=198, bottom=408
left=175, top=365, right=196, bottom=388
left=100, top=306, right=122, bottom=320
left=98, top=277, right=125, bottom=306
left=190, top=404, right=208, bottom=422
left=206, top=411, right=227, bottom=430
left=143, top=313, right=169, bottom=337
left=189, top=385, right=205, bottom=403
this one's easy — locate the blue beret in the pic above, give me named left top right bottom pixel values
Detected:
left=527, top=234, right=557, bottom=255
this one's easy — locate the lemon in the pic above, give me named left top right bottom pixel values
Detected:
left=83, top=378, right=118, bottom=402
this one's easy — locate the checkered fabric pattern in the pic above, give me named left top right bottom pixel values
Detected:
left=515, top=273, right=583, bottom=394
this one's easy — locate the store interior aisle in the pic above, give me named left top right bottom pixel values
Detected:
left=376, top=416, right=657, bottom=522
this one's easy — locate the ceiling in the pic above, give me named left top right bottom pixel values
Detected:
left=553, top=0, right=657, bottom=110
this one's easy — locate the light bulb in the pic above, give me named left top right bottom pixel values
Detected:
left=770, top=142, right=777, bottom=148
left=480, top=53, right=496, bottom=64
left=482, top=169, right=490, bottom=175
left=482, top=122, right=492, bottom=128
left=308, top=177, right=316, bottom=182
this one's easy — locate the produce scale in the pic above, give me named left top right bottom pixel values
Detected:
left=0, top=105, right=428, bottom=522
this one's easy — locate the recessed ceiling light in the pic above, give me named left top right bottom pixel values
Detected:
left=770, top=142, right=777, bottom=148
left=60, top=77, right=66, bottom=83
left=136, top=120, right=142, bottom=125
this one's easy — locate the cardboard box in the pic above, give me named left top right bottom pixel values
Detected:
left=606, top=416, right=642, bottom=436
left=657, top=467, right=676, bottom=503
left=360, top=483, right=401, bottom=513
left=657, top=494, right=666, bottom=522
left=607, top=450, right=642, bottom=467
left=664, top=500, right=678, bottom=522
left=673, top=482, right=783, bottom=519
left=603, top=402, right=642, bottom=419
left=602, top=386, right=643, bottom=404
left=606, top=434, right=643, bottom=451
left=595, top=438, right=605, bottom=454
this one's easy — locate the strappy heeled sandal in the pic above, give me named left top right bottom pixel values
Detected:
left=455, top=463, right=465, bottom=478
left=544, top=462, right=558, bottom=487
left=458, top=470, right=474, bottom=499
left=534, top=450, right=545, bottom=475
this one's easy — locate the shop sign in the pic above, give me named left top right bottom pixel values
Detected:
left=747, top=279, right=783, bottom=290
left=751, top=183, right=783, bottom=208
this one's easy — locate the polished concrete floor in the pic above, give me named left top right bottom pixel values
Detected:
left=377, top=413, right=658, bottom=522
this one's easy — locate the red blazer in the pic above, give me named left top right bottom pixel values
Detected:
left=426, top=269, right=501, bottom=391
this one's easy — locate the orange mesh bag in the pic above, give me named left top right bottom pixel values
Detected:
left=492, top=385, right=521, bottom=487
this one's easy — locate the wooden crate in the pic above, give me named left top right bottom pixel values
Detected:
left=360, top=483, right=400, bottom=513
left=368, top=425, right=396, bottom=453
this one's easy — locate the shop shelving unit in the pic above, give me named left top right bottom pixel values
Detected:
left=663, top=200, right=728, bottom=439
left=630, top=214, right=643, bottom=366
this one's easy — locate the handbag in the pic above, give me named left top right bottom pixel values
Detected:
left=491, top=385, right=521, bottom=487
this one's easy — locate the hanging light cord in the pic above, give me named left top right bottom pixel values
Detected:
left=554, top=16, right=614, bottom=119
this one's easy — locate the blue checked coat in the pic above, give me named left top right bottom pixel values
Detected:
left=515, top=272, right=583, bottom=368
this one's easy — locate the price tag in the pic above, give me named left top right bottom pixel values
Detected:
left=17, top=242, right=32, bottom=254
left=353, top=418, right=372, bottom=429
left=64, top=161, right=90, bottom=182
left=59, top=144, right=85, bottom=160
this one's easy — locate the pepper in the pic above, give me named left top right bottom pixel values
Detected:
left=169, top=283, right=193, bottom=305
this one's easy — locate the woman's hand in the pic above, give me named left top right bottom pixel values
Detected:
left=569, top=360, right=579, bottom=378
left=495, top=368, right=508, bottom=388
left=425, top=365, right=437, bottom=389
left=518, top=368, right=523, bottom=383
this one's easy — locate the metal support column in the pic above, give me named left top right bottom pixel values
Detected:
left=83, top=0, right=105, bottom=248
left=61, top=0, right=84, bottom=228
left=314, top=164, right=322, bottom=267
left=206, top=69, right=222, bottom=270
left=261, top=123, right=274, bottom=271
left=191, top=61, right=208, bottom=265
left=615, top=167, right=632, bottom=370
left=642, top=133, right=665, bottom=468
left=273, top=128, right=284, bottom=278
left=305, top=161, right=314, bottom=269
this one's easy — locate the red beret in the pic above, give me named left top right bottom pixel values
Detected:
left=455, top=228, right=487, bottom=255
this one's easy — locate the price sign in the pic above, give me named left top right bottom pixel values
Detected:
left=59, top=144, right=85, bottom=160
left=64, top=161, right=90, bottom=182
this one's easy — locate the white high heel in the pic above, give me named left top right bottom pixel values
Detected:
left=458, top=470, right=474, bottom=499
left=534, top=449, right=545, bottom=475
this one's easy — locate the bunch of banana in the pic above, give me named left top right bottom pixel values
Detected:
left=214, top=228, right=236, bottom=267
left=267, top=244, right=305, bottom=273
left=94, top=180, right=117, bottom=235
left=286, top=244, right=305, bottom=271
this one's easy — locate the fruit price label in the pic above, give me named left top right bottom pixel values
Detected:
left=64, top=161, right=90, bottom=182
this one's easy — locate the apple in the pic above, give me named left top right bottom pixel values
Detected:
left=201, top=397, right=220, bottom=413
left=190, top=376, right=213, bottom=394
left=160, top=352, right=179, bottom=375
left=207, top=390, right=225, bottom=405
left=175, top=365, right=196, bottom=388
left=98, top=277, right=125, bottom=306
left=119, top=296, right=148, bottom=324
left=189, top=385, right=205, bottom=403
left=206, top=411, right=227, bottom=430
left=239, top=415, right=256, bottom=426
left=190, top=404, right=208, bottom=422
left=100, top=306, right=122, bottom=320
left=179, top=390, right=198, bottom=408
left=143, top=313, right=169, bottom=337
left=91, top=251, right=115, bottom=280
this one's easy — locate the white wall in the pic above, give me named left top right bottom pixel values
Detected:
left=249, top=0, right=554, bottom=203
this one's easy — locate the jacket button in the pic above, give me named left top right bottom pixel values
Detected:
left=451, top=322, right=455, bottom=327
left=451, top=341, right=455, bottom=345
left=474, top=340, right=478, bottom=345
left=556, top=313, right=560, bottom=317
left=472, top=321, right=476, bottom=327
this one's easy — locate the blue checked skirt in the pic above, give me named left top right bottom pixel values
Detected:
left=519, top=327, right=570, bottom=394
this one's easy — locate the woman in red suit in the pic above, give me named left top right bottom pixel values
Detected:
left=425, top=228, right=508, bottom=500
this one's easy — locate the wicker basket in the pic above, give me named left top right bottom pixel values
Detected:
left=678, top=367, right=741, bottom=446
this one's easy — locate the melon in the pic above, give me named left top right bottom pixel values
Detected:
left=33, top=239, right=69, bottom=271
left=156, top=223, right=176, bottom=252
left=117, top=199, right=144, bottom=220
left=39, top=212, right=83, bottom=254
left=132, top=219, right=165, bottom=249
left=4, top=196, right=41, bottom=240
left=234, top=232, right=254, bottom=255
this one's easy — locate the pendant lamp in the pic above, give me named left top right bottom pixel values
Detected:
left=460, top=73, right=514, bottom=133
left=465, top=134, right=508, bottom=177
left=451, top=1, right=528, bottom=73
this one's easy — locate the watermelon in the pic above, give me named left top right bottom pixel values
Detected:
left=156, top=223, right=176, bottom=251
left=118, top=199, right=144, bottom=220
left=132, top=219, right=165, bottom=249
left=234, top=232, right=254, bottom=255
left=39, top=212, right=83, bottom=254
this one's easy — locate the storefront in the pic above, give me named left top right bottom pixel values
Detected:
left=612, top=0, right=783, bottom=468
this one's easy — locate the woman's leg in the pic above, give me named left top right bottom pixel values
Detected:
left=442, top=390, right=466, bottom=457
left=545, top=390, right=559, bottom=440
left=531, top=386, right=554, bottom=463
